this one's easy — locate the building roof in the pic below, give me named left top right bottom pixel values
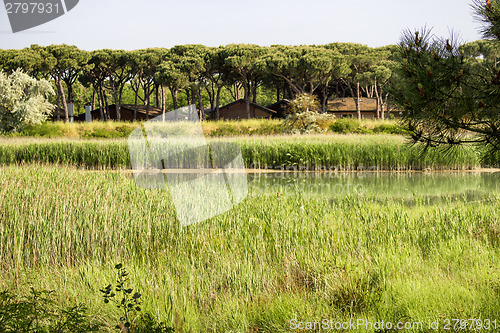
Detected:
left=267, top=99, right=291, bottom=109
left=74, top=104, right=164, bottom=121
left=219, top=99, right=277, bottom=116
left=327, top=98, right=377, bottom=112
left=113, top=104, right=163, bottom=117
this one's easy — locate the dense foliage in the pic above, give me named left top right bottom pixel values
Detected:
left=391, top=0, right=500, bottom=163
left=0, top=70, right=54, bottom=132
left=0, top=44, right=397, bottom=121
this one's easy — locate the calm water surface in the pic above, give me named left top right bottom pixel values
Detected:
left=247, top=172, right=500, bottom=203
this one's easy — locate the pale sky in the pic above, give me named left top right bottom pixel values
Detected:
left=0, top=0, right=484, bottom=50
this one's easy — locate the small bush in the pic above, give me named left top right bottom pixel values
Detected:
left=372, top=123, right=410, bottom=135
left=0, top=70, right=54, bottom=132
left=84, top=128, right=117, bottom=138
left=0, top=288, right=102, bottom=332
left=115, top=124, right=135, bottom=137
left=101, top=263, right=175, bottom=332
left=326, top=268, right=382, bottom=314
left=21, top=122, right=64, bottom=137
left=253, top=121, right=283, bottom=135
left=283, top=111, right=335, bottom=134
left=285, top=93, right=321, bottom=115
left=209, top=124, right=243, bottom=137
left=329, top=118, right=362, bottom=134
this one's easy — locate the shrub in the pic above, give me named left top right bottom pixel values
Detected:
left=0, top=70, right=54, bottom=132
left=329, top=118, right=362, bottom=134
left=372, top=123, right=410, bottom=135
left=115, top=124, right=135, bottom=137
left=282, top=94, right=335, bottom=134
left=285, top=93, right=321, bottom=115
left=21, top=122, right=64, bottom=137
left=283, top=111, right=335, bottom=134
left=101, top=264, right=174, bottom=332
left=0, top=288, right=102, bottom=332
left=209, top=124, right=243, bottom=137
left=85, top=128, right=119, bottom=138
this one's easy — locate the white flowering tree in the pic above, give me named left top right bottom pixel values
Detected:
left=0, top=69, right=54, bottom=132
left=283, top=93, right=335, bottom=133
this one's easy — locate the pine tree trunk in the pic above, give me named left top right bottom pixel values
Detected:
left=66, top=81, right=74, bottom=103
left=112, top=85, right=120, bottom=121
left=244, top=82, right=251, bottom=119
left=155, top=85, right=160, bottom=108
left=145, top=90, right=150, bottom=120
left=381, top=93, right=389, bottom=120
left=197, top=86, right=204, bottom=121
left=215, top=85, right=222, bottom=121
left=322, top=88, right=328, bottom=113
left=161, top=85, right=166, bottom=121
left=374, top=79, right=381, bottom=119
left=252, top=83, right=257, bottom=103
left=102, top=86, right=109, bottom=121
left=171, top=89, right=178, bottom=111
left=170, top=88, right=178, bottom=120
left=57, top=79, right=69, bottom=122
left=134, top=89, right=138, bottom=121
left=186, top=89, right=191, bottom=106
left=55, top=84, right=61, bottom=121
left=98, top=87, right=104, bottom=121
left=356, top=82, right=361, bottom=120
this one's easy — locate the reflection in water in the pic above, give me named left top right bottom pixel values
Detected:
left=248, top=172, right=500, bottom=204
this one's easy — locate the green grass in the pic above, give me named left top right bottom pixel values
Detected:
left=0, top=134, right=485, bottom=170
left=232, top=134, right=482, bottom=170
left=16, top=120, right=285, bottom=139
left=0, top=165, right=499, bottom=331
left=13, top=119, right=406, bottom=139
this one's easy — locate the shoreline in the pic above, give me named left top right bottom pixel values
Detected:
left=74, top=167, right=500, bottom=174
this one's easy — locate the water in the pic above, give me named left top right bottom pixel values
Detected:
left=248, top=171, right=500, bottom=204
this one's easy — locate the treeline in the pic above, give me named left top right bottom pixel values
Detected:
left=0, top=43, right=401, bottom=121
left=0, top=41, right=494, bottom=122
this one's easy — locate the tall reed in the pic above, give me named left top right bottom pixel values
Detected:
left=0, top=165, right=499, bottom=331
left=0, top=135, right=484, bottom=170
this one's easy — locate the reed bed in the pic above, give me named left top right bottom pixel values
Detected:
left=0, top=134, right=484, bottom=171
left=0, top=165, right=499, bottom=331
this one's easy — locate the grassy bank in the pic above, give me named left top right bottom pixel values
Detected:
left=0, top=165, right=499, bottom=331
left=13, top=119, right=405, bottom=139
left=0, top=134, right=484, bottom=171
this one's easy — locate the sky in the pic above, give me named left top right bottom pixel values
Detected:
left=0, top=0, right=484, bottom=51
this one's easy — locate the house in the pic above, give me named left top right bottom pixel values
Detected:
left=74, top=104, right=165, bottom=121
left=327, top=98, right=378, bottom=119
left=216, top=99, right=277, bottom=120
left=266, top=99, right=290, bottom=119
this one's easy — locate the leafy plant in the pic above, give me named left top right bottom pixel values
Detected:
left=0, top=288, right=101, bottom=332
left=329, top=118, right=362, bottom=133
left=283, top=111, right=335, bottom=133
left=372, top=123, right=409, bottom=135
left=0, top=70, right=54, bottom=132
left=101, top=263, right=142, bottom=331
left=284, top=93, right=321, bottom=115
left=101, top=263, right=174, bottom=333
